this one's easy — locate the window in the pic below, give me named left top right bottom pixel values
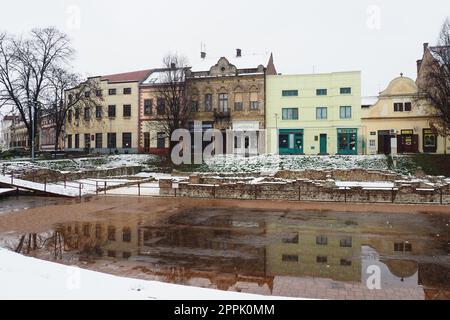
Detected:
left=394, top=242, right=412, bottom=252
left=282, top=90, right=298, bottom=97
left=340, top=236, right=352, bottom=248
left=75, top=108, right=80, bottom=120
left=205, top=94, right=213, bottom=112
left=316, top=256, right=328, bottom=264
left=404, top=102, right=412, bottom=111
left=234, top=93, right=243, bottom=111
left=107, top=227, right=116, bottom=241
left=123, top=105, right=131, bottom=117
left=144, top=99, right=153, bottom=115
left=282, top=108, right=299, bottom=120
left=250, top=92, right=258, bottom=109
left=423, top=129, right=437, bottom=152
left=95, top=133, right=103, bottom=149
left=234, top=101, right=243, bottom=111
left=123, top=88, right=132, bottom=95
left=84, top=91, right=90, bottom=98
left=316, top=235, right=328, bottom=245
left=108, top=105, right=116, bottom=118
left=84, top=134, right=91, bottom=149
left=67, top=135, right=72, bottom=149
left=316, top=107, right=328, bottom=120
left=340, top=87, right=352, bottom=94
left=84, top=107, right=90, bottom=121
left=95, top=224, right=102, bottom=239
left=157, top=98, right=165, bottom=115
left=191, top=101, right=199, bottom=112
left=107, top=133, right=116, bottom=149
left=316, top=89, right=327, bottom=96
left=369, top=139, right=376, bottom=147
left=370, top=131, right=376, bottom=136
left=75, top=134, right=79, bottom=148
left=394, top=103, right=404, bottom=112
left=338, top=128, right=358, bottom=155
left=95, top=106, right=102, bottom=119
left=122, top=228, right=131, bottom=242
left=340, top=106, right=352, bottom=119
left=96, top=90, right=102, bottom=97
left=282, top=233, right=299, bottom=244
left=157, top=132, right=166, bottom=149
left=107, top=250, right=116, bottom=258
left=282, top=254, right=299, bottom=262
left=83, top=224, right=90, bottom=236
left=340, top=259, right=352, bottom=266
left=219, top=93, right=228, bottom=112
left=122, top=132, right=132, bottom=149
left=68, top=110, right=72, bottom=122
left=109, top=88, right=116, bottom=95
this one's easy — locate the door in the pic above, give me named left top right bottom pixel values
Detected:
left=144, top=132, right=150, bottom=153
left=319, top=134, right=327, bottom=154
left=377, top=130, right=391, bottom=154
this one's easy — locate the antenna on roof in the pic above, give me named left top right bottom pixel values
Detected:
left=200, top=42, right=206, bottom=59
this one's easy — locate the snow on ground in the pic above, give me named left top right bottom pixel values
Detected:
left=201, top=154, right=391, bottom=174
left=335, top=181, right=395, bottom=190
left=0, top=154, right=160, bottom=174
left=0, top=249, right=294, bottom=300
left=0, top=174, right=89, bottom=197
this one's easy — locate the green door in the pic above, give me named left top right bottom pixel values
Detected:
left=319, top=134, right=327, bottom=154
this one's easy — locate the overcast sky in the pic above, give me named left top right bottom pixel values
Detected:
left=1, top=0, right=449, bottom=98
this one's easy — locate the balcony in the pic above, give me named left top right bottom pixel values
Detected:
left=213, top=109, right=231, bottom=121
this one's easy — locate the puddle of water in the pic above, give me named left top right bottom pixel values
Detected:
left=1, top=206, right=449, bottom=300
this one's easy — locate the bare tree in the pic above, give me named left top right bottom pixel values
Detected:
left=154, top=54, right=192, bottom=153
left=418, top=18, right=450, bottom=135
left=45, top=68, right=103, bottom=151
left=0, top=27, right=73, bottom=155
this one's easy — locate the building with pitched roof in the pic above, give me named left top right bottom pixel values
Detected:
left=64, top=69, right=152, bottom=154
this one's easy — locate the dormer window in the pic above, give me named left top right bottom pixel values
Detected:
left=221, top=67, right=226, bottom=72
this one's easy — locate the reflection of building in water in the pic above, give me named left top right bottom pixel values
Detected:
left=58, top=219, right=140, bottom=260
left=265, top=221, right=362, bottom=282
left=53, top=210, right=448, bottom=297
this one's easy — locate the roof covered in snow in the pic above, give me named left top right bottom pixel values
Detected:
left=141, top=68, right=187, bottom=85
left=190, top=51, right=272, bottom=72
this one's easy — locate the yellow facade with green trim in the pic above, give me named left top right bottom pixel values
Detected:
left=266, top=72, right=362, bottom=155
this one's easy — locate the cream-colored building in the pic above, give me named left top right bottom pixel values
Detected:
left=266, top=72, right=362, bottom=155
left=361, top=75, right=450, bottom=155
left=65, top=70, right=152, bottom=154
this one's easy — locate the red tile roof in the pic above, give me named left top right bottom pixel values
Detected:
left=101, top=69, right=152, bottom=83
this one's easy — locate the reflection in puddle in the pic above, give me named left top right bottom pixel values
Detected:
left=3, top=207, right=450, bottom=299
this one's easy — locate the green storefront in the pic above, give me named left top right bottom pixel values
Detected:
left=279, top=129, right=304, bottom=155
left=337, top=129, right=358, bottom=155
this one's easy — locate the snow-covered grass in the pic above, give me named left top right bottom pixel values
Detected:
left=198, top=154, right=391, bottom=174
left=0, top=249, right=293, bottom=300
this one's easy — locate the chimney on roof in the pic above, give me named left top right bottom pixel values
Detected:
left=170, top=62, right=176, bottom=69
left=416, top=59, right=423, bottom=74
left=201, top=51, right=206, bottom=59
left=423, top=42, right=429, bottom=53
left=236, top=48, right=242, bottom=58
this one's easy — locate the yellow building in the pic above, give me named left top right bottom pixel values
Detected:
left=361, top=75, right=450, bottom=155
left=65, top=70, right=152, bottom=154
left=266, top=72, right=362, bottom=155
